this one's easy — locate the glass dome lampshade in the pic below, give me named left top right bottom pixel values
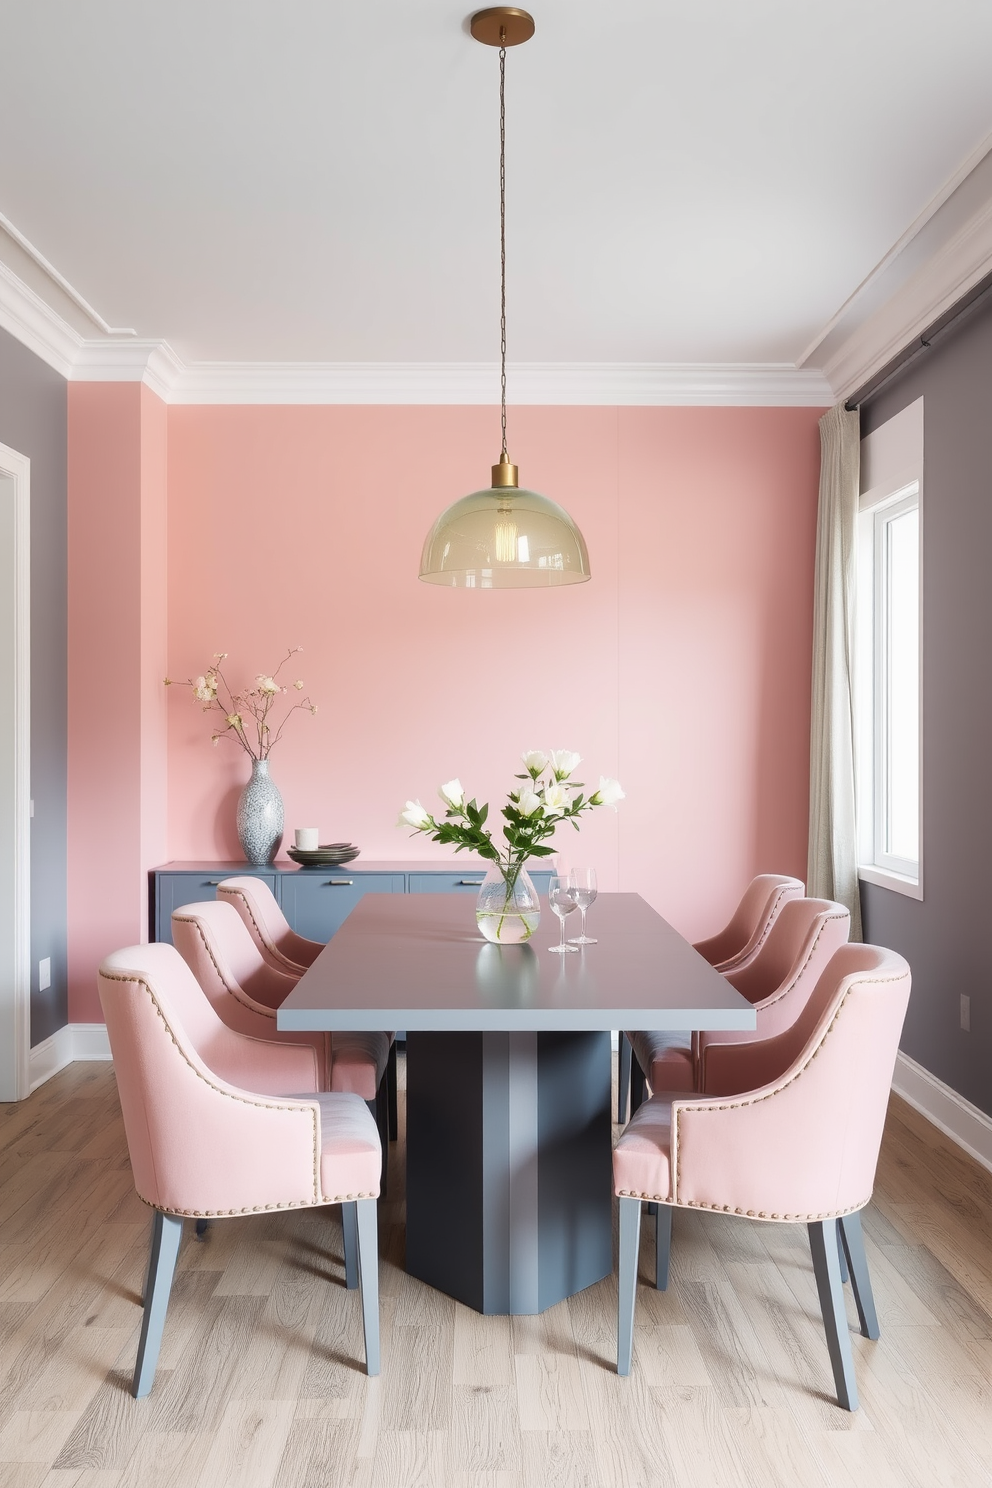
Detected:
left=418, top=9, right=592, bottom=590
left=419, top=461, right=590, bottom=589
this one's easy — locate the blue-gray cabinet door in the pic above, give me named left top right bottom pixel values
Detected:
left=407, top=870, right=554, bottom=895
left=279, top=873, right=406, bottom=943
left=154, top=871, right=277, bottom=945
left=407, top=871, right=488, bottom=894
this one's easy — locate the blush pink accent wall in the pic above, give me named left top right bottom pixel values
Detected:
left=68, top=383, right=168, bottom=1022
left=617, top=408, right=820, bottom=933
left=165, top=404, right=821, bottom=940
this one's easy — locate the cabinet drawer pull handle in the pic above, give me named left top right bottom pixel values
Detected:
left=324, top=879, right=355, bottom=886
left=205, top=881, right=222, bottom=886
left=457, top=880, right=484, bottom=886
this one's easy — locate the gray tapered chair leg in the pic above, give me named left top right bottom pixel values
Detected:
left=838, top=1243, right=849, bottom=1283
left=655, top=1202, right=672, bottom=1291
left=355, top=1198, right=380, bottom=1376
left=342, top=1199, right=360, bottom=1290
left=617, top=1196, right=642, bottom=1375
left=133, top=1211, right=183, bottom=1398
left=617, top=1034, right=632, bottom=1123
left=839, top=1209, right=880, bottom=1340
left=808, top=1219, right=859, bottom=1411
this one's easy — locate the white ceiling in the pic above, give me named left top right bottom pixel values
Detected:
left=2, top=0, right=992, bottom=371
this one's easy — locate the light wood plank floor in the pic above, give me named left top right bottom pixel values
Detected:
left=2, top=1059, right=992, bottom=1488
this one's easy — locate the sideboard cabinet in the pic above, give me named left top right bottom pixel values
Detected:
left=151, top=861, right=554, bottom=945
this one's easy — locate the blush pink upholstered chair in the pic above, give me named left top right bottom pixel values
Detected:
left=692, top=873, right=806, bottom=974
left=171, top=900, right=394, bottom=1183
left=97, top=942, right=381, bottom=1397
left=217, top=876, right=398, bottom=1142
left=695, top=897, right=850, bottom=1093
left=626, top=897, right=850, bottom=1104
left=617, top=873, right=804, bottom=1120
left=217, top=875, right=324, bottom=973
left=613, top=943, right=912, bottom=1410
left=171, top=898, right=328, bottom=1067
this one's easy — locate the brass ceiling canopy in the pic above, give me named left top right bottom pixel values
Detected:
left=469, top=7, right=536, bottom=47
left=418, top=7, right=591, bottom=589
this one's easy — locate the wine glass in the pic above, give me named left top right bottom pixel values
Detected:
left=548, top=873, right=580, bottom=953
left=568, top=867, right=598, bottom=944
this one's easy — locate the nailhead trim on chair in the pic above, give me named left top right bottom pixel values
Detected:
left=696, top=909, right=851, bottom=1088
left=717, top=882, right=796, bottom=971
left=755, top=913, right=850, bottom=1010
left=99, top=968, right=321, bottom=1210
left=138, top=1188, right=379, bottom=1217
left=218, top=888, right=278, bottom=956
left=217, top=886, right=303, bottom=974
left=670, top=969, right=907, bottom=1218
left=172, top=916, right=278, bottom=1018
left=615, top=1190, right=868, bottom=1222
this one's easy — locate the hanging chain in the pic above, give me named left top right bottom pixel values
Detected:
left=499, top=41, right=508, bottom=460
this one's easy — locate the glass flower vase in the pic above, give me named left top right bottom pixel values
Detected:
left=475, top=864, right=541, bottom=944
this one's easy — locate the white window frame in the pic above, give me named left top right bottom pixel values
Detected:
left=856, top=400, right=923, bottom=900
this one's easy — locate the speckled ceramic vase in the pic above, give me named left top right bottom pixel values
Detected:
left=237, top=758, right=284, bottom=866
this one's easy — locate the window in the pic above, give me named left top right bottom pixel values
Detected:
left=856, top=400, right=922, bottom=899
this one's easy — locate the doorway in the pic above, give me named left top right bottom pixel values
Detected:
left=0, top=441, right=30, bottom=1101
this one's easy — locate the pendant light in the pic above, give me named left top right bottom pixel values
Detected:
left=419, top=7, right=591, bottom=589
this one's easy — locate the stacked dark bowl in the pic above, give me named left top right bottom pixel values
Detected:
left=286, top=842, right=360, bottom=868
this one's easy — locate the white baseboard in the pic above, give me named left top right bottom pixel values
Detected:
left=892, top=1051, right=992, bottom=1177
left=72, top=1023, right=113, bottom=1060
left=28, top=1021, right=113, bottom=1092
left=28, top=1024, right=76, bottom=1093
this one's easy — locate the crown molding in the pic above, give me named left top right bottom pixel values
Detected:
left=147, top=359, right=833, bottom=406
left=72, top=337, right=186, bottom=399
left=820, top=194, right=992, bottom=402
left=0, top=258, right=79, bottom=378
left=0, top=242, right=833, bottom=405
left=0, top=264, right=836, bottom=406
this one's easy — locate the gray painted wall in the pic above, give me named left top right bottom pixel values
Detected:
left=862, top=296, right=992, bottom=1118
left=0, top=326, right=68, bottom=1045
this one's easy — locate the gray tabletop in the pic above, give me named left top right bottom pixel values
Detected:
left=277, top=892, right=756, bottom=1034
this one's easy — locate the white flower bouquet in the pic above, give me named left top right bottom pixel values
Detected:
left=399, top=750, right=624, bottom=941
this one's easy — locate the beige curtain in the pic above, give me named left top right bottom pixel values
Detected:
left=807, top=402, right=863, bottom=940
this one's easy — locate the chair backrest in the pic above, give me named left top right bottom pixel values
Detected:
left=692, top=873, right=804, bottom=973
left=673, top=944, right=912, bottom=1220
left=216, top=877, right=323, bottom=972
left=172, top=898, right=299, bottom=1028
left=725, top=896, right=850, bottom=998
left=697, top=898, right=850, bottom=1090
left=98, top=943, right=323, bottom=1216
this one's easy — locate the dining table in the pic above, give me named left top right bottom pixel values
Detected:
left=277, top=890, right=755, bottom=1316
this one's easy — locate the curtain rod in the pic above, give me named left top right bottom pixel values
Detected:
left=844, top=266, right=992, bottom=410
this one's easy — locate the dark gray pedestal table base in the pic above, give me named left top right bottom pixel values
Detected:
left=405, top=1030, right=613, bottom=1315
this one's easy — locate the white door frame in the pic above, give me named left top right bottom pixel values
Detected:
left=0, top=439, right=30, bottom=1102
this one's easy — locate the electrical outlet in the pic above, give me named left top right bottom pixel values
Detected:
left=38, top=957, right=51, bottom=992
left=960, top=994, right=971, bottom=1032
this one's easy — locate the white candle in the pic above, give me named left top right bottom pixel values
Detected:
left=295, top=827, right=319, bottom=851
